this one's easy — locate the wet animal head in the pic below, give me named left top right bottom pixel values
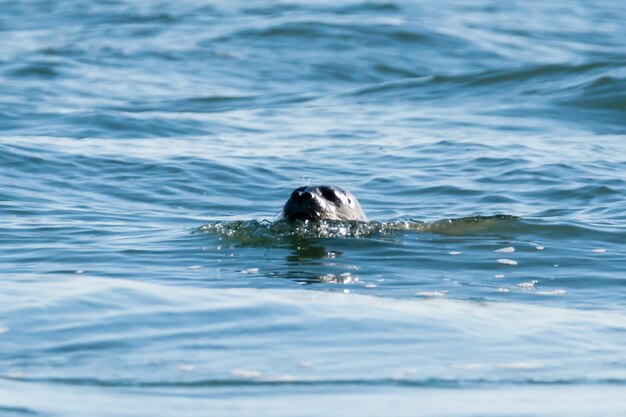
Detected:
left=282, top=185, right=367, bottom=222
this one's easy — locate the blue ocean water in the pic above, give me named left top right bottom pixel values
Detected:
left=1, top=0, right=625, bottom=415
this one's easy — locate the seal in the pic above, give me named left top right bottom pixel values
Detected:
left=281, top=185, right=367, bottom=222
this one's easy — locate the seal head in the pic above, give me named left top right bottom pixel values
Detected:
left=282, top=185, right=367, bottom=222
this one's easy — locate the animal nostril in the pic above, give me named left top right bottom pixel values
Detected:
left=291, top=191, right=312, bottom=202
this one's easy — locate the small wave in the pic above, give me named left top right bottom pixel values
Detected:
left=567, top=72, right=626, bottom=113
left=6, top=62, right=63, bottom=79
left=325, top=61, right=623, bottom=102
left=221, top=19, right=432, bottom=45
left=5, top=374, right=626, bottom=389
left=0, top=406, right=38, bottom=416
left=112, top=93, right=314, bottom=114
left=197, top=215, right=520, bottom=243
left=198, top=215, right=624, bottom=247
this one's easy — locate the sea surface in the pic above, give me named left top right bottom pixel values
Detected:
left=1, top=1, right=625, bottom=416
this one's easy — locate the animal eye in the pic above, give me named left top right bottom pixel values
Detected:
left=319, top=187, right=338, bottom=202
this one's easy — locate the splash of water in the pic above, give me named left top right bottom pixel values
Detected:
left=197, top=215, right=520, bottom=244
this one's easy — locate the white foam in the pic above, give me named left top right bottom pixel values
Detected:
left=495, top=247, right=515, bottom=253
left=339, top=272, right=357, bottom=284
left=497, top=259, right=517, bottom=265
left=536, top=289, right=566, bottom=296
left=177, top=364, right=195, bottom=372
left=232, top=369, right=262, bottom=378
left=416, top=291, right=447, bottom=297
left=320, top=273, right=336, bottom=282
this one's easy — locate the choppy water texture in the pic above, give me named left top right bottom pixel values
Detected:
left=1, top=0, right=626, bottom=416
